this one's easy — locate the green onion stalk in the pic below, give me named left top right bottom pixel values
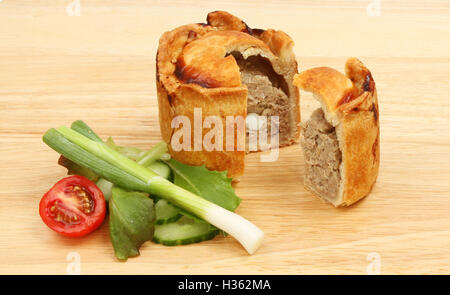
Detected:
left=137, top=141, right=168, bottom=166
left=43, top=125, right=263, bottom=254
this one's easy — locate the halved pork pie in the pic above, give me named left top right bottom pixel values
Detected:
left=293, top=58, right=380, bottom=206
left=156, top=11, right=300, bottom=178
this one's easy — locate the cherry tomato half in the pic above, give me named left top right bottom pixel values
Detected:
left=39, top=175, right=106, bottom=237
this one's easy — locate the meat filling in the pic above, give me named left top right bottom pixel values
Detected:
left=301, top=108, right=342, bottom=201
left=231, top=53, right=291, bottom=145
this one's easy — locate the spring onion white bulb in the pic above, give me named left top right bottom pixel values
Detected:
left=204, top=205, right=264, bottom=254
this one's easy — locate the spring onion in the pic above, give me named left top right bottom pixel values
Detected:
left=106, top=137, right=147, bottom=161
left=43, top=127, right=264, bottom=254
left=160, top=153, right=171, bottom=161
left=137, top=141, right=168, bottom=166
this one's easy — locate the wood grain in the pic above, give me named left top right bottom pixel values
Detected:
left=0, top=0, right=449, bottom=274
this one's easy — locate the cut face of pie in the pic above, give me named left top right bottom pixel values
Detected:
left=294, top=58, right=380, bottom=206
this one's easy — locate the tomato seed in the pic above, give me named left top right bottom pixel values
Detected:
left=72, top=185, right=94, bottom=214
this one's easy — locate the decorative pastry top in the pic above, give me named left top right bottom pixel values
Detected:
left=294, top=58, right=377, bottom=126
left=157, top=11, right=296, bottom=94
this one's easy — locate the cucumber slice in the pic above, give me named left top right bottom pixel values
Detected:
left=148, top=161, right=171, bottom=180
left=96, top=178, right=114, bottom=202
left=153, top=217, right=219, bottom=246
left=155, top=199, right=182, bottom=225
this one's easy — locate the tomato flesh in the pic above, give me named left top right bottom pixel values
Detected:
left=39, top=175, right=106, bottom=237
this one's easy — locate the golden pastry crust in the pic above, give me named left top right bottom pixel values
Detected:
left=157, top=11, right=300, bottom=178
left=294, top=58, right=380, bottom=206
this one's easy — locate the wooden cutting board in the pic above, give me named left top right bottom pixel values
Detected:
left=1, top=1, right=449, bottom=274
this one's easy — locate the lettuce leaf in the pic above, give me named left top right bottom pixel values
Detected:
left=164, top=159, right=241, bottom=212
left=109, top=187, right=155, bottom=261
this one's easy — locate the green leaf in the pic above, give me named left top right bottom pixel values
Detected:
left=164, top=159, right=241, bottom=212
left=109, top=187, right=155, bottom=261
